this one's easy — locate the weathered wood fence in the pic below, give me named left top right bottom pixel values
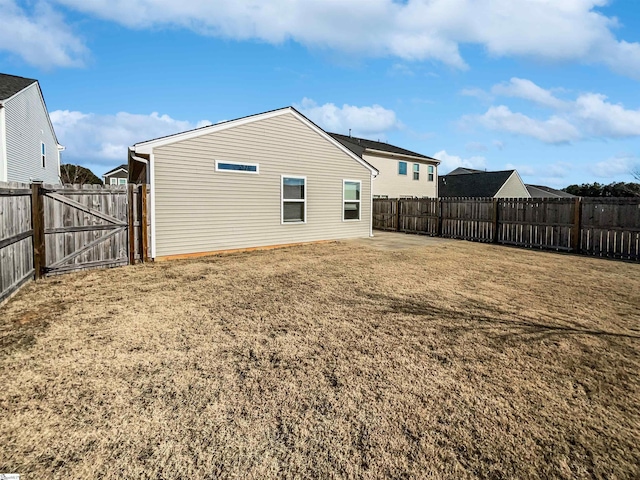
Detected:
left=373, top=197, right=640, bottom=261
left=1, top=181, right=150, bottom=304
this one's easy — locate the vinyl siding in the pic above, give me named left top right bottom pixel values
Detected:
left=495, top=172, right=530, bottom=198
left=152, top=112, right=372, bottom=257
left=365, top=153, right=438, bottom=198
left=4, top=84, right=59, bottom=184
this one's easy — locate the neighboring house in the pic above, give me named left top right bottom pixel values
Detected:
left=329, top=133, right=440, bottom=198
left=0, top=72, right=63, bottom=183
left=103, top=164, right=129, bottom=185
left=526, top=184, right=575, bottom=198
left=128, top=107, right=378, bottom=260
left=439, top=169, right=531, bottom=198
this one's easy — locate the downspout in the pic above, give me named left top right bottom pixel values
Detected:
left=130, top=149, right=155, bottom=259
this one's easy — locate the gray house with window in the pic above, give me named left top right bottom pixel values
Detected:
left=0, top=72, right=63, bottom=183
left=330, top=133, right=440, bottom=198
left=103, top=164, right=129, bottom=185
left=128, top=107, right=378, bottom=260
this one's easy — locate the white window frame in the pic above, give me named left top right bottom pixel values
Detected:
left=413, top=163, right=420, bottom=181
left=109, top=177, right=118, bottom=185
left=428, top=165, right=435, bottom=182
left=281, top=175, right=306, bottom=224
left=342, top=179, right=362, bottom=222
left=41, top=142, right=46, bottom=168
left=118, top=178, right=127, bottom=185
left=398, top=161, right=407, bottom=176
left=215, top=159, right=259, bottom=174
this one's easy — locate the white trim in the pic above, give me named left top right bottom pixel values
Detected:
left=494, top=170, right=531, bottom=199
left=150, top=153, right=157, bottom=259
left=369, top=175, right=374, bottom=237
left=133, top=107, right=378, bottom=176
left=214, top=159, right=259, bottom=174
left=104, top=167, right=128, bottom=177
left=118, top=178, right=127, bottom=185
left=365, top=147, right=441, bottom=165
left=109, top=177, right=118, bottom=185
left=342, top=179, right=362, bottom=222
left=412, top=163, right=420, bottom=181
left=41, top=141, right=46, bottom=168
left=397, top=160, right=408, bottom=176
left=281, top=174, right=307, bottom=224
left=0, top=105, right=7, bottom=182
left=427, top=164, right=435, bottom=182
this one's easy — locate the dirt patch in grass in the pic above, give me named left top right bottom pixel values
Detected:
left=1, top=238, right=639, bottom=479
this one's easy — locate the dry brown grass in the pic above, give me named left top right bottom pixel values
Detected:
left=1, top=236, right=639, bottom=479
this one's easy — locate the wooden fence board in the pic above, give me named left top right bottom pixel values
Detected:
left=373, top=197, right=640, bottom=260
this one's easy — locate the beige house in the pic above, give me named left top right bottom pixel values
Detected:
left=439, top=168, right=530, bottom=198
left=128, top=107, right=378, bottom=260
left=330, top=134, right=440, bottom=198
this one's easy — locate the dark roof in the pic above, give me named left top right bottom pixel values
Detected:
left=103, top=164, right=128, bottom=176
left=0, top=73, right=37, bottom=101
left=329, top=133, right=437, bottom=161
left=526, top=184, right=575, bottom=198
left=447, top=167, right=486, bottom=175
left=439, top=170, right=515, bottom=197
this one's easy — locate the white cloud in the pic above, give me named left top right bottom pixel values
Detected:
left=432, top=150, right=487, bottom=174
left=51, top=110, right=212, bottom=163
left=505, top=163, right=536, bottom=176
left=462, top=78, right=640, bottom=143
left=590, top=154, right=639, bottom=178
left=0, top=0, right=629, bottom=77
left=0, top=0, right=87, bottom=67
left=491, top=78, right=568, bottom=110
left=295, top=98, right=400, bottom=137
left=462, top=106, right=582, bottom=144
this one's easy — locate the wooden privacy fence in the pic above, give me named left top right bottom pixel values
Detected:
left=373, top=197, right=640, bottom=261
left=1, top=181, right=149, bottom=304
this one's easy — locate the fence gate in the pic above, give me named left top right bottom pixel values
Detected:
left=40, top=185, right=130, bottom=275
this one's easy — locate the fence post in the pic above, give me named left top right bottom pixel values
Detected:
left=140, top=184, right=149, bottom=262
left=437, top=199, right=443, bottom=236
left=492, top=198, right=499, bottom=243
left=395, top=199, right=401, bottom=232
left=127, top=184, right=135, bottom=265
left=31, top=182, right=45, bottom=279
left=571, top=197, right=582, bottom=253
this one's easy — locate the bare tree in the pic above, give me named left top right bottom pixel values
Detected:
left=632, top=166, right=640, bottom=182
left=60, top=164, right=102, bottom=185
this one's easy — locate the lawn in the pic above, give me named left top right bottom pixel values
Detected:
left=1, top=236, right=639, bottom=479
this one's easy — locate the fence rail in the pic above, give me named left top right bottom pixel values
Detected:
left=373, top=197, right=640, bottom=261
left=1, top=181, right=150, bottom=304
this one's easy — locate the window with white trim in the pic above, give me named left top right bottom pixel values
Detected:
left=41, top=142, right=46, bottom=168
left=282, top=176, right=306, bottom=223
left=215, top=160, right=259, bottom=173
left=110, top=177, right=117, bottom=185
left=428, top=165, right=434, bottom=182
left=398, top=161, right=407, bottom=175
left=343, top=180, right=361, bottom=221
left=118, top=178, right=127, bottom=185
left=413, top=163, right=420, bottom=180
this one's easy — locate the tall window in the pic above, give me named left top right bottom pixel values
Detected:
left=428, top=165, right=434, bottom=181
left=343, top=180, right=361, bottom=221
left=41, top=142, right=46, bottom=168
left=110, top=178, right=117, bottom=185
left=398, top=161, right=407, bottom=175
left=413, top=163, right=420, bottom=180
left=282, top=176, right=306, bottom=223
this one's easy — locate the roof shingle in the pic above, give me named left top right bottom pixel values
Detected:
left=329, top=133, right=436, bottom=161
left=0, top=73, right=37, bottom=101
left=439, top=170, right=515, bottom=197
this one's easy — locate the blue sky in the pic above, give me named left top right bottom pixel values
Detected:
left=1, top=0, right=639, bottom=187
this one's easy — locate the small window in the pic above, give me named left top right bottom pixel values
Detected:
left=398, top=161, right=407, bottom=175
left=413, top=163, right=420, bottom=180
left=428, top=165, right=434, bottom=182
left=215, top=160, right=259, bottom=173
left=343, top=180, right=361, bottom=221
left=41, top=142, right=46, bottom=168
left=118, top=178, right=127, bottom=185
left=282, top=176, right=306, bottom=223
left=110, top=178, right=118, bottom=185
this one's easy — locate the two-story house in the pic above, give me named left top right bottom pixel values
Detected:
left=330, top=133, right=440, bottom=198
left=0, top=73, right=63, bottom=183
